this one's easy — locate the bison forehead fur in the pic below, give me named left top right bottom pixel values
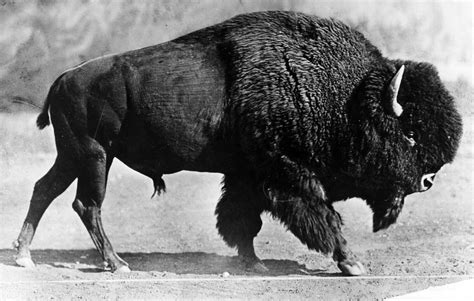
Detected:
left=17, top=11, right=462, bottom=273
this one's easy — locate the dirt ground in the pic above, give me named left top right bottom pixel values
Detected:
left=0, top=109, right=472, bottom=299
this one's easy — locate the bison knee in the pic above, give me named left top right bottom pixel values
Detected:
left=78, top=137, right=107, bottom=162
left=271, top=197, right=341, bottom=254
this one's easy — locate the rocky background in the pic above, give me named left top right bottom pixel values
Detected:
left=0, top=0, right=471, bottom=111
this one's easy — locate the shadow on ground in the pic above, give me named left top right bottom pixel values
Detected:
left=0, top=248, right=336, bottom=276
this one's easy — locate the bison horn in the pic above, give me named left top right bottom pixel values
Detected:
left=389, top=65, right=405, bottom=117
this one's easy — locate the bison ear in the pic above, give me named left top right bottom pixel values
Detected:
left=388, top=65, right=405, bottom=117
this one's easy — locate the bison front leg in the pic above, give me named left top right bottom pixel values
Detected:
left=72, top=139, right=129, bottom=273
left=333, top=239, right=366, bottom=276
left=271, top=194, right=365, bottom=276
left=215, top=174, right=269, bottom=273
left=328, top=213, right=366, bottom=276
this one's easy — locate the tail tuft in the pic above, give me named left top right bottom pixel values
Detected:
left=151, top=177, right=166, bottom=198
left=36, top=111, right=50, bottom=129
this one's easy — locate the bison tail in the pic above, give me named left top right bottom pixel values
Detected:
left=36, top=108, right=50, bottom=129
left=37, top=86, right=53, bottom=129
left=36, top=84, right=52, bottom=129
left=36, top=73, right=66, bottom=130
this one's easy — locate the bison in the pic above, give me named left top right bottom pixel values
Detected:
left=13, top=11, right=462, bottom=275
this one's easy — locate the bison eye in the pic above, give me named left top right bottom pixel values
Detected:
left=404, top=130, right=416, bottom=147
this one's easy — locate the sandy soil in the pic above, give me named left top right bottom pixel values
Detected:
left=0, top=114, right=472, bottom=299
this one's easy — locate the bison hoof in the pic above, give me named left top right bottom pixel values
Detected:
left=337, top=260, right=366, bottom=276
left=115, top=265, right=131, bottom=273
left=240, top=257, right=269, bottom=273
left=103, top=259, right=131, bottom=273
left=248, top=261, right=269, bottom=273
left=15, top=256, right=35, bottom=269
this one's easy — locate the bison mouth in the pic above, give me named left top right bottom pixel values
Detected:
left=370, top=189, right=405, bottom=232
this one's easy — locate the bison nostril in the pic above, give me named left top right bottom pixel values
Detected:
left=420, top=173, right=436, bottom=191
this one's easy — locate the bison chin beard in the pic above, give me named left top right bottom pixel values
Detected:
left=368, top=189, right=405, bottom=232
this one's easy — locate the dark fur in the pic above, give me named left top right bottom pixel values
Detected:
left=16, top=11, right=462, bottom=271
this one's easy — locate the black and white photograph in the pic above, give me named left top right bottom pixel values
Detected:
left=0, top=0, right=472, bottom=299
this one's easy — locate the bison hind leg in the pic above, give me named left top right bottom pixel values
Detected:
left=14, top=156, right=77, bottom=268
left=72, top=137, right=129, bottom=272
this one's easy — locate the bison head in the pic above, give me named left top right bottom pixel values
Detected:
left=341, top=61, right=463, bottom=232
